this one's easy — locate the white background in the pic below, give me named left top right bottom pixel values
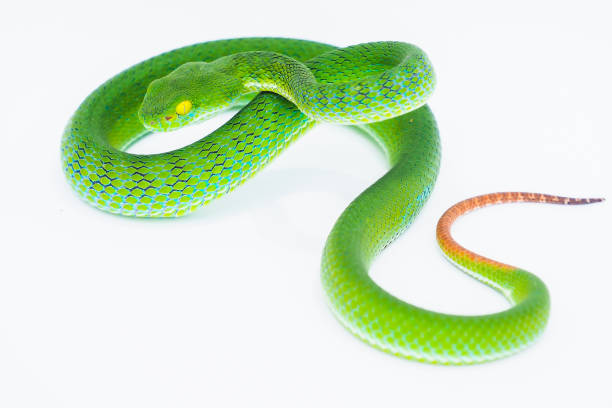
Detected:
left=1, top=1, right=611, bottom=407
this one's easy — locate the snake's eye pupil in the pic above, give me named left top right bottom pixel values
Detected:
left=176, top=100, right=192, bottom=115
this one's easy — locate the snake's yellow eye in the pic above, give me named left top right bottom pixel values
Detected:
left=176, top=100, right=192, bottom=115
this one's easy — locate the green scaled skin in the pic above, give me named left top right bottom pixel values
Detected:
left=63, top=37, right=570, bottom=365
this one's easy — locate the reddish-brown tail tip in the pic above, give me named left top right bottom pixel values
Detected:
left=563, top=197, right=605, bottom=205
left=436, top=192, right=604, bottom=273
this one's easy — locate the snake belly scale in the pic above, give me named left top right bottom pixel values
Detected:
left=62, top=38, right=601, bottom=364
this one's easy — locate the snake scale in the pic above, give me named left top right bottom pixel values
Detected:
left=61, top=38, right=601, bottom=364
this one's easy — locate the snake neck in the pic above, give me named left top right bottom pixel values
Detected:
left=214, top=51, right=317, bottom=109
left=212, top=43, right=436, bottom=125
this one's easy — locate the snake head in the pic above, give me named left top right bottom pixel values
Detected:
left=138, top=61, right=243, bottom=132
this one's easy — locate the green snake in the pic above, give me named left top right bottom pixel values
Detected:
left=62, top=38, right=601, bottom=365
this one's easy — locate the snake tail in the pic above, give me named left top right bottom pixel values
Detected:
left=324, top=189, right=602, bottom=364
left=436, top=192, right=604, bottom=312
left=433, top=193, right=604, bottom=360
left=437, top=192, right=604, bottom=276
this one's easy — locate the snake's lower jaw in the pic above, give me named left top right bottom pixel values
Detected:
left=138, top=108, right=173, bottom=132
left=139, top=114, right=196, bottom=133
left=138, top=109, right=157, bottom=131
left=140, top=120, right=173, bottom=133
left=140, top=118, right=163, bottom=132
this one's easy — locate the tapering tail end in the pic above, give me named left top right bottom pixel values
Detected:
left=531, top=194, right=604, bottom=205
left=443, top=192, right=605, bottom=217
left=436, top=192, right=605, bottom=274
left=563, top=196, right=605, bottom=205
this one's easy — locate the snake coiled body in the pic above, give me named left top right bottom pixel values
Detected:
left=62, top=38, right=601, bottom=364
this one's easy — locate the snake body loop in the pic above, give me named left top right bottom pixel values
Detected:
left=62, top=38, right=601, bottom=364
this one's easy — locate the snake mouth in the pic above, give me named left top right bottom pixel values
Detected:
left=142, top=111, right=198, bottom=132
